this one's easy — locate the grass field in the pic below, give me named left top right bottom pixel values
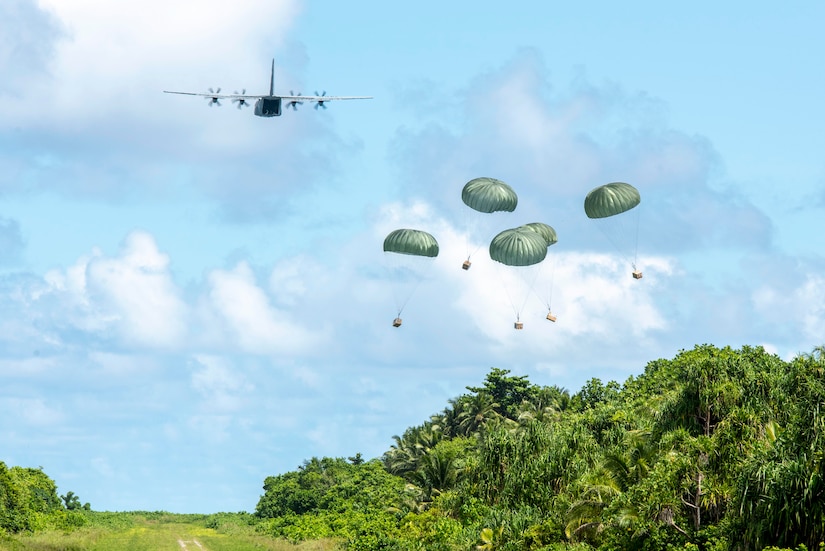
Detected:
left=0, top=512, right=340, bottom=551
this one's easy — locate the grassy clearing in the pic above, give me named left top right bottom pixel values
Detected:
left=0, top=513, right=341, bottom=551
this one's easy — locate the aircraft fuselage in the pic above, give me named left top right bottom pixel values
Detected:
left=254, top=97, right=282, bottom=117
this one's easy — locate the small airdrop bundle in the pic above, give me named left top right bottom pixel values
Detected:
left=392, top=318, right=403, bottom=328
left=462, top=260, right=472, bottom=270
left=514, top=321, right=524, bottom=330
left=546, top=312, right=557, bottom=322
left=632, top=270, right=643, bottom=280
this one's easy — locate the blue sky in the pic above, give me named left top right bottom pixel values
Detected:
left=1, top=0, right=824, bottom=513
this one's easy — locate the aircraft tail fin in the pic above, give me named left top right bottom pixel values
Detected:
left=269, top=59, right=274, bottom=96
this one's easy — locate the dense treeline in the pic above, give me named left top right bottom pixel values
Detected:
left=3, top=344, right=824, bottom=550
left=254, top=345, right=825, bottom=550
left=0, top=463, right=87, bottom=534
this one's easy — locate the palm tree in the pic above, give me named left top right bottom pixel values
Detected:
left=737, top=348, right=825, bottom=548
left=565, top=466, right=623, bottom=543
left=407, top=443, right=465, bottom=500
left=383, top=423, right=445, bottom=478
left=516, top=386, right=566, bottom=424
left=565, top=430, right=655, bottom=543
left=456, top=393, right=501, bottom=436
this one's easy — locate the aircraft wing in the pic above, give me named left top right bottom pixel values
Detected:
left=164, top=91, right=372, bottom=101
left=163, top=91, right=263, bottom=100
left=280, top=94, right=373, bottom=101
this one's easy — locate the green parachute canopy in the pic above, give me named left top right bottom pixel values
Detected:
left=461, top=177, right=518, bottom=213
left=383, top=229, right=439, bottom=257
left=489, top=227, right=548, bottom=267
left=520, top=222, right=558, bottom=247
left=584, top=182, right=641, bottom=219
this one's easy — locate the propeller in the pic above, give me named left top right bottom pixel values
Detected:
left=287, top=90, right=303, bottom=111
left=232, top=89, right=249, bottom=109
left=206, top=87, right=221, bottom=107
left=314, top=90, right=327, bottom=110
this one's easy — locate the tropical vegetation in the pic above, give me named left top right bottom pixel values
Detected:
left=3, top=344, right=825, bottom=550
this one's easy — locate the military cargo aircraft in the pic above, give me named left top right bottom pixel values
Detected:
left=163, top=59, right=372, bottom=117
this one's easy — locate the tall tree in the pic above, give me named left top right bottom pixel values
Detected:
left=736, top=348, right=825, bottom=549
left=467, top=368, right=536, bottom=419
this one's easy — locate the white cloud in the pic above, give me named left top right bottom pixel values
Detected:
left=752, top=274, right=825, bottom=342
left=190, top=355, right=253, bottom=412
left=0, top=0, right=352, bottom=220
left=37, top=231, right=188, bottom=348
left=268, top=255, right=313, bottom=307
left=441, top=240, right=671, bottom=350
left=85, top=232, right=188, bottom=348
left=0, top=0, right=64, bottom=95
left=206, top=261, right=322, bottom=355
left=10, top=231, right=329, bottom=357
left=0, top=397, right=64, bottom=426
left=343, top=199, right=676, bottom=375
left=16, top=0, right=300, bottom=123
left=392, top=51, right=773, bottom=257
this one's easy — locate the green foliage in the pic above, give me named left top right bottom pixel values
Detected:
left=380, top=349, right=824, bottom=550
left=572, top=378, right=621, bottom=412
left=7, top=345, right=825, bottom=551
left=60, top=491, right=89, bottom=511
left=0, top=463, right=64, bottom=534
left=735, top=350, right=825, bottom=550
left=466, top=367, right=537, bottom=419
left=256, top=458, right=412, bottom=547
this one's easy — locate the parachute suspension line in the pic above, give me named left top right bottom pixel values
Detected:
left=461, top=216, right=500, bottom=269
left=389, top=266, right=428, bottom=318
left=525, top=250, right=557, bottom=322
left=493, top=263, right=522, bottom=323
left=517, top=263, right=542, bottom=319
left=632, top=206, right=641, bottom=272
left=462, top=207, right=473, bottom=265
left=500, top=269, right=520, bottom=320
left=595, top=216, right=637, bottom=274
left=494, top=262, right=542, bottom=326
left=535, top=254, right=556, bottom=312
left=460, top=210, right=492, bottom=269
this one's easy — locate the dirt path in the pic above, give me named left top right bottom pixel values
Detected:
left=177, top=537, right=205, bottom=550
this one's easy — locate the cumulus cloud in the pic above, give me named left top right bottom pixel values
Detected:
left=1, top=230, right=328, bottom=359
left=30, top=231, right=188, bottom=349
left=0, top=0, right=361, bottom=219
left=321, top=198, right=676, bottom=381
left=752, top=272, right=825, bottom=343
left=85, top=232, right=188, bottom=347
left=0, top=396, right=63, bottom=426
left=18, top=0, right=301, bottom=121
left=205, top=261, right=322, bottom=355
left=0, top=0, right=64, bottom=95
left=190, top=355, right=253, bottom=412
left=389, top=50, right=774, bottom=257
